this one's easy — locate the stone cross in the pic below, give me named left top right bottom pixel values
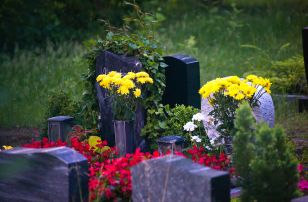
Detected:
left=0, top=146, right=88, bottom=202
left=131, top=155, right=230, bottom=202
left=95, top=51, right=144, bottom=148
left=163, top=54, right=200, bottom=109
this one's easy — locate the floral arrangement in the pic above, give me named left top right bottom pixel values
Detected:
left=96, top=71, right=153, bottom=120
left=198, top=75, right=271, bottom=148
left=1, top=145, right=13, bottom=150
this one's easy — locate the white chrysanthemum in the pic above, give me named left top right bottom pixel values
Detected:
left=183, top=121, right=197, bottom=132
left=191, top=135, right=202, bottom=143
left=192, top=113, right=206, bottom=122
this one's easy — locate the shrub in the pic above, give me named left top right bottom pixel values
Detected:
left=141, top=104, right=199, bottom=147
left=233, top=102, right=299, bottom=201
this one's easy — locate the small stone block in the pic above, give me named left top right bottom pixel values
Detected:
left=0, top=146, right=88, bottom=202
left=131, top=155, right=230, bottom=202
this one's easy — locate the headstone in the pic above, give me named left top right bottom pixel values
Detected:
left=163, top=54, right=200, bottom=109
left=201, top=82, right=275, bottom=141
left=131, top=155, right=230, bottom=202
left=302, top=27, right=308, bottom=84
left=48, top=116, right=74, bottom=142
left=95, top=51, right=144, bottom=147
left=292, top=195, right=308, bottom=202
left=157, top=135, right=185, bottom=155
left=0, top=146, right=88, bottom=202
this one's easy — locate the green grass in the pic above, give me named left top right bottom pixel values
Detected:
left=0, top=42, right=87, bottom=127
left=156, top=4, right=308, bottom=84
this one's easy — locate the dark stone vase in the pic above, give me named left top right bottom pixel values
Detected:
left=113, top=120, right=135, bottom=156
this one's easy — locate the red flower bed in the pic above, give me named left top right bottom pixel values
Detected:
left=23, top=138, right=233, bottom=201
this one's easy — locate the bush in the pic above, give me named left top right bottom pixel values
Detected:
left=233, top=102, right=299, bottom=202
left=142, top=104, right=199, bottom=147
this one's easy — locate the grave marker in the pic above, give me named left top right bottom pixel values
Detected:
left=163, top=54, right=200, bottom=109
left=131, top=155, right=230, bottom=202
left=95, top=51, right=145, bottom=147
left=0, top=146, right=88, bottom=202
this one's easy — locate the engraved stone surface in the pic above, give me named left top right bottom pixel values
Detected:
left=131, top=155, right=230, bottom=202
left=0, top=146, right=88, bottom=202
left=95, top=51, right=144, bottom=147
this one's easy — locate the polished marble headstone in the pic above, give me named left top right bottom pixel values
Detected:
left=163, top=54, right=200, bottom=108
left=95, top=51, right=144, bottom=148
left=131, top=155, right=230, bottom=202
left=0, top=146, right=88, bottom=202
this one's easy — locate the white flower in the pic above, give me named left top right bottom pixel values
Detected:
left=191, top=135, right=202, bottom=143
left=205, top=146, right=212, bottom=150
left=183, top=121, right=197, bottom=132
left=192, top=113, right=206, bottom=122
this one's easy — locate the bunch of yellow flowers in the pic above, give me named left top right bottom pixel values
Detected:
left=96, top=71, right=153, bottom=98
left=199, top=75, right=271, bottom=102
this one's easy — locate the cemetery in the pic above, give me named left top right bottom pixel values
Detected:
left=1, top=1, right=308, bottom=202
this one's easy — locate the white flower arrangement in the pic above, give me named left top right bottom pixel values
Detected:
left=183, top=121, right=198, bottom=132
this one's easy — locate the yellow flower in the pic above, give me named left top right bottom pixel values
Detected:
left=136, top=72, right=150, bottom=78
left=234, top=93, right=245, bottom=100
left=107, top=71, right=121, bottom=77
left=133, top=88, right=141, bottom=98
left=117, top=86, right=130, bottom=95
left=96, top=74, right=106, bottom=82
left=99, top=76, right=112, bottom=89
left=120, top=78, right=135, bottom=89
left=123, top=72, right=136, bottom=80
left=3, top=145, right=13, bottom=150
left=88, top=136, right=101, bottom=150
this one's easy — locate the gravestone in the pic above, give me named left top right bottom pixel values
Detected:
left=163, top=54, right=200, bottom=109
left=131, top=155, right=230, bottom=202
left=0, top=146, right=88, bottom=202
left=95, top=51, right=144, bottom=147
left=201, top=82, right=275, bottom=142
left=48, top=116, right=74, bottom=142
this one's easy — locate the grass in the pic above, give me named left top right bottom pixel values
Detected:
left=1, top=1, right=308, bottom=131
left=0, top=41, right=87, bottom=127
left=156, top=3, right=308, bottom=83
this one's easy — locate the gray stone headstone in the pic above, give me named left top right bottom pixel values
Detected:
left=0, top=146, right=88, bottom=202
left=131, top=155, right=230, bottom=202
left=95, top=51, right=144, bottom=148
left=201, top=82, right=275, bottom=141
left=163, top=54, right=200, bottom=108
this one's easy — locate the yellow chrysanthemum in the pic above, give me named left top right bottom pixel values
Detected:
left=99, top=76, right=112, bottom=89
left=136, top=72, right=150, bottom=78
left=117, top=86, right=130, bottom=95
left=123, top=72, right=136, bottom=80
left=120, top=78, right=135, bottom=89
left=3, top=145, right=13, bottom=150
left=133, top=88, right=141, bottom=98
left=96, top=74, right=107, bottom=82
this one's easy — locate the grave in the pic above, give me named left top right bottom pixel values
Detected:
left=95, top=50, right=144, bottom=148
left=163, top=54, right=200, bottom=109
left=131, top=155, right=230, bottom=202
left=0, top=146, right=88, bottom=202
left=201, top=81, right=275, bottom=142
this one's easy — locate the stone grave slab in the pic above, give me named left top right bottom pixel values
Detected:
left=163, top=54, right=200, bottom=109
left=95, top=50, right=144, bottom=147
left=131, top=155, right=230, bottom=202
left=0, top=146, right=88, bottom=202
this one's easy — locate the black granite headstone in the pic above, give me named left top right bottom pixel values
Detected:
left=0, top=146, right=88, bottom=202
left=131, top=155, right=230, bottom=202
left=163, top=54, right=200, bottom=109
left=95, top=51, right=144, bottom=147
left=302, top=27, right=308, bottom=84
left=48, top=116, right=74, bottom=142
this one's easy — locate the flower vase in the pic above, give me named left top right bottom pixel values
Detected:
left=113, top=120, right=135, bottom=156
